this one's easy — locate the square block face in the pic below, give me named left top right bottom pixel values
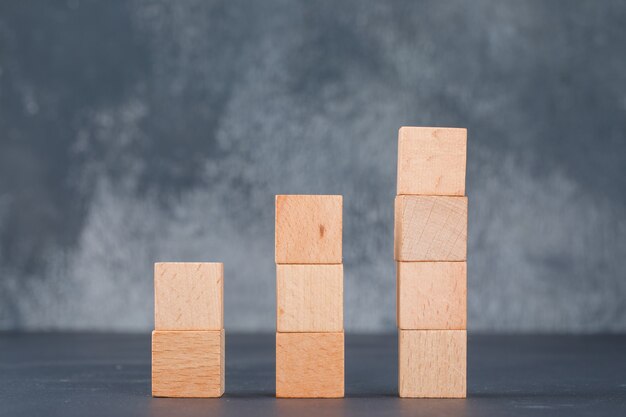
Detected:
left=399, top=330, right=466, bottom=398
left=394, top=195, right=467, bottom=261
left=397, top=126, right=467, bottom=196
left=397, top=262, right=466, bottom=330
left=152, top=330, right=225, bottom=398
left=276, top=332, right=344, bottom=398
left=154, top=262, right=223, bottom=330
left=275, top=195, right=342, bottom=264
left=277, top=264, right=343, bottom=332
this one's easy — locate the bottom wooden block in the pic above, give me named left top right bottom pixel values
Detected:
left=152, top=330, right=224, bottom=398
left=276, top=332, right=344, bottom=398
left=398, top=330, right=466, bottom=398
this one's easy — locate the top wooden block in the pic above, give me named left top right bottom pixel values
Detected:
left=275, top=195, right=342, bottom=264
left=397, top=127, right=467, bottom=196
left=154, top=262, right=223, bottom=330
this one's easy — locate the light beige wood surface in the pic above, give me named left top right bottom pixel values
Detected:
left=394, top=195, right=467, bottom=261
left=397, top=126, right=467, bottom=196
left=397, top=261, right=466, bottom=330
left=276, top=332, right=344, bottom=398
left=277, top=264, right=343, bottom=332
left=154, top=262, right=223, bottom=331
left=152, top=330, right=225, bottom=398
left=275, top=195, right=342, bottom=264
left=398, top=329, right=466, bottom=398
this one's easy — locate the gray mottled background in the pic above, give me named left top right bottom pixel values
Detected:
left=1, top=0, right=625, bottom=333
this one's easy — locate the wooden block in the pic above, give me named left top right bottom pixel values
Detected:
left=275, top=195, right=342, bottom=264
left=276, top=332, right=344, bottom=398
left=277, top=264, right=343, bottom=332
left=152, top=330, right=225, bottom=398
left=397, top=262, right=466, bottom=330
left=154, top=262, right=223, bottom=330
left=397, top=126, right=467, bottom=196
left=394, top=195, right=467, bottom=261
left=398, top=330, right=466, bottom=398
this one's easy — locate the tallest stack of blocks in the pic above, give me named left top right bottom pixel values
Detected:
left=395, top=127, right=468, bottom=398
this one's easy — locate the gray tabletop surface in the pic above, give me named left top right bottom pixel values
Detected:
left=1, top=333, right=625, bottom=416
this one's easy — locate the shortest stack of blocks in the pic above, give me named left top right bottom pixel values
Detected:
left=275, top=195, right=344, bottom=398
left=395, top=127, right=468, bottom=398
left=152, top=262, right=225, bottom=397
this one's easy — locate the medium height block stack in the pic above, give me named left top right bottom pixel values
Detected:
left=395, top=127, right=468, bottom=398
left=275, top=195, right=344, bottom=398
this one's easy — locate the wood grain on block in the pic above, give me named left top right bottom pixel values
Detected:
left=154, top=262, right=223, bottom=330
left=397, top=126, right=467, bottom=196
left=277, top=264, right=343, bottom=332
left=394, top=195, right=467, bottom=261
left=276, top=332, right=344, bottom=398
left=398, top=330, right=466, bottom=398
left=397, top=261, right=466, bottom=330
left=275, top=195, right=342, bottom=264
left=152, top=330, right=225, bottom=398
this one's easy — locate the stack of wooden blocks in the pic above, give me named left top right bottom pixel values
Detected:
left=395, top=127, right=468, bottom=398
left=152, top=262, right=225, bottom=398
left=275, top=195, right=344, bottom=398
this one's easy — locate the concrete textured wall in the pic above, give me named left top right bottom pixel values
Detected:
left=1, top=0, right=625, bottom=332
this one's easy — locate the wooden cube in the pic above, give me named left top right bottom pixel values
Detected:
left=394, top=195, right=467, bottom=261
left=397, top=126, right=467, bottom=196
left=277, top=264, right=343, bottom=332
left=276, top=332, right=344, bottom=398
left=397, top=262, right=466, bottom=330
left=398, top=330, right=466, bottom=398
left=275, top=195, right=342, bottom=264
left=154, top=262, right=223, bottom=330
left=152, top=330, right=225, bottom=397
